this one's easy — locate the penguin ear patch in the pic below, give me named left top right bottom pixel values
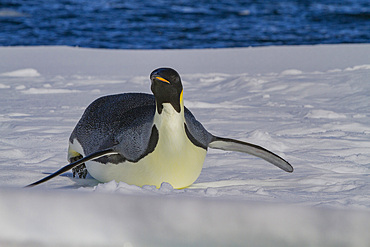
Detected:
left=156, top=77, right=170, bottom=84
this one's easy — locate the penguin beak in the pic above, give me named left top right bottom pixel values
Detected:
left=155, top=77, right=170, bottom=84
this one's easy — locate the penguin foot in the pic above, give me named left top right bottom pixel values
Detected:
left=72, top=164, right=87, bottom=179
left=70, top=155, right=87, bottom=179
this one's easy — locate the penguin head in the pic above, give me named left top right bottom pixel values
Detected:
left=150, top=68, right=183, bottom=114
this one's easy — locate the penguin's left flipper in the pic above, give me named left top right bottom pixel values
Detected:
left=25, top=149, right=119, bottom=188
left=208, top=136, right=293, bottom=173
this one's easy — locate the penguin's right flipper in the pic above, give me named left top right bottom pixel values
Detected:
left=25, top=149, right=119, bottom=188
left=208, top=136, right=293, bottom=173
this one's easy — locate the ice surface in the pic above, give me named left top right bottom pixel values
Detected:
left=0, top=44, right=369, bottom=246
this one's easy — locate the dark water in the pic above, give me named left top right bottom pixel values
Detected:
left=0, top=0, right=369, bottom=49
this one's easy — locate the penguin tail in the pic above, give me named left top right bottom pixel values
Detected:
left=25, top=149, right=118, bottom=188
left=208, top=136, right=293, bottom=173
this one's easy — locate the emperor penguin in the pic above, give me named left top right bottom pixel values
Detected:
left=27, top=68, right=293, bottom=188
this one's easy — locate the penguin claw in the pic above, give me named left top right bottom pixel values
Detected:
left=72, top=163, right=87, bottom=179
left=70, top=155, right=87, bottom=179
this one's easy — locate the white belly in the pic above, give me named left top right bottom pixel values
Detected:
left=87, top=136, right=206, bottom=189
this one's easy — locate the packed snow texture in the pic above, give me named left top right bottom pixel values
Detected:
left=0, top=45, right=369, bottom=246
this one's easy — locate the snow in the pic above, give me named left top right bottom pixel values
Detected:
left=305, top=109, right=347, bottom=119
left=0, top=68, right=41, bottom=77
left=0, top=44, right=369, bottom=246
